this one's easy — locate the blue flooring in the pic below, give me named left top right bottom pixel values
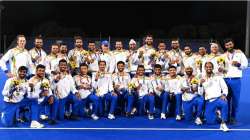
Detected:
left=0, top=67, right=250, bottom=140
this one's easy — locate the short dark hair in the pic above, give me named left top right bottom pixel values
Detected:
left=184, top=43, right=191, bottom=48
left=168, top=65, right=177, bottom=70
left=18, top=66, right=28, bottom=72
left=35, top=35, right=42, bottom=40
left=80, top=63, right=88, bottom=68
left=98, top=60, right=106, bottom=65
left=117, top=61, right=125, bottom=66
left=59, top=59, right=67, bottom=65
left=224, top=38, right=234, bottom=44
left=51, top=44, right=59, bottom=48
left=60, top=43, right=67, bottom=47
left=154, top=64, right=162, bottom=70
left=145, top=33, right=153, bottom=38
left=158, top=40, right=165, bottom=44
left=88, top=40, right=95, bottom=44
left=74, top=36, right=82, bottom=42
left=115, top=40, right=123, bottom=44
left=171, top=38, right=180, bottom=42
left=16, top=34, right=25, bottom=41
left=137, top=65, right=145, bottom=70
left=36, top=64, right=46, bottom=70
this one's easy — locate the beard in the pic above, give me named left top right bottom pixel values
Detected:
left=227, top=47, right=234, bottom=52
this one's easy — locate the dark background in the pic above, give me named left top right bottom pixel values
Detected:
left=0, top=1, right=247, bottom=52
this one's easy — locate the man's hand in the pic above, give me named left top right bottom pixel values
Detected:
left=221, top=95, right=227, bottom=101
left=232, top=61, right=241, bottom=67
left=111, top=92, right=117, bottom=96
left=139, top=51, right=144, bottom=58
left=75, top=92, right=81, bottom=99
left=6, top=72, right=14, bottom=78
left=156, top=86, right=163, bottom=92
left=114, top=84, right=120, bottom=91
left=95, top=72, right=100, bottom=81
left=48, top=96, right=54, bottom=104
left=218, top=67, right=224, bottom=73
left=43, top=90, right=49, bottom=97
left=149, top=92, right=154, bottom=96
left=200, top=78, right=205, bottom=84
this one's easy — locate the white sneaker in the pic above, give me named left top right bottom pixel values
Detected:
left=30, top=121, right=44, bottom=128
left=148, top=114, right=154, bottom=120
left=160, top=113, right=166, bottom=119
left=40, top=115, right=48, bottom=120
left=108, top=113, right=115, bottom=120
left=91, top=114, right=99, bottom=120
left=220, top=123, right=229, bottom=132
left=131, top=108, right=137, bottom=115
left=195, top=117, right=203, bottom=125
left=176, top=115, right=181, bottom=121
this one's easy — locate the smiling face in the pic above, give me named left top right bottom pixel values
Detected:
left=75, top=39, right=83, bottom=48
left=35, top=38, right=43, bottom=49
left=205, top=62, right=214, bottom=75
left=115, top=41, right=123, bottom=50
left=59, top=61, right=68, bottom=72
left=129, top=43, right=136, bottom=50
left=145, top=36, right=153, bottom=46
left=98, top=61, right=106, bottom=72
left=88, top=42, right=96, bottom=51
left=171, top=40, right=179, bottom=50
left=184, top=46, right=192, bottom=55
left=137, top=67, right=145, bottom=76
left=117, top=63, right=125, bottom=73
left=210, top=43, right=219, bottom=54
left=18, top=69, right=27, bottom=79
left=80, top=65, right=88, bottom=75
left=185, top=67, right=193, bottom=76
left=158, top=42, right=166, bottom=51
left=36, top=68, right=45, bottom=78
left=60, top=45, right=68, bottom=54
left=225, top=41, right=234, bottom=52
left=198, top=47, right=206, bottom=56
left=169, top=67, right=177, bottom=77
left=51, top=45, right=59, bottom=55
left=154, top=67, right=162, bottom=76
left=17, top=36, right=26, bottom=49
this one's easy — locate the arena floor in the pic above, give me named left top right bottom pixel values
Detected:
left=0, top=67, right=250, bottom=140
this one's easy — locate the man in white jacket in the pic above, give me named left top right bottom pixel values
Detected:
left=92, top=60, right=118, bottom=120
left=181, top=66, right=204, bottom=125
left=51, top=59, right=81, bottom=121
left=201, top=62, right=229, bottom=132
left=136, top=34, right=156, bottom=75
left=165, top=65, right=184, bottom=121
left=1, top=66, right=29, bottom=127
left=150, top=64, right=169, bottom=119
left=27, top=64, right=58, bottom=127
left=223, top=38, right=248, bottom=124
left=74, top=63, right=99, bottom=120
left=131, top=65, right=155, bottom=120
left=0, top=35, right=35, bottom=78
left=29, top=35, right=47, bottom=74
left=112, top=61, right=133, bottom=117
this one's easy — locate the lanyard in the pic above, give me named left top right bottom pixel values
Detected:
left=227, top=51, right=235, bottom=61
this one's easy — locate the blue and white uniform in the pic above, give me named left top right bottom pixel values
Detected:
left=131, top=76, right=155, bottom=115
left=112, top=72, right=133, bottom=114
left=201, top=74, right=228, bottom=124
left=223, top=49, right=248, bottom=120
left=74, top=74, right=99, bottom=117
left=92, top=72, right=117, bottom=116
